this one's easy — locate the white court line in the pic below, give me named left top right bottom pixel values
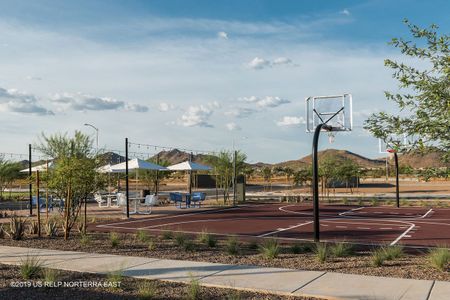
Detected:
left=418, top=209, right=433, bottom=219
left=390, top=223, right=416, bottom=246
left=380, top=228, right=392, bottom=230
left=357, top=227, right=371, bottom=230
left=258, top=221, right=313, bottom=237
left=338, top=206, right=365, bottom=216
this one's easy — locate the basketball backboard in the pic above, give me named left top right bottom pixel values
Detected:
left=378, top=133, right=412, bottom=153
left=305, top=94, right=352, bottom=133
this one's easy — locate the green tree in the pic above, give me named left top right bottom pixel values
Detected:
left=0, top=159, right=21, bottom=200
left=293, top=168, right=311, bottom=187
left=364, top=20, right=449, bottom=161
left=140, top=159, right=171, bottom=192
left=335, top=159, right=361, bottom=193
left=37, top=131, right=103, bottom=239
left=261, top=167, right=273, bottom=191
left=206, top=150, right=247, bottom=203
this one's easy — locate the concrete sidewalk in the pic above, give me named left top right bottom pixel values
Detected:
left=0, top=245, right=448, bottom=300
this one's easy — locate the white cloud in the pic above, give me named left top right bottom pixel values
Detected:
left=246, top=56, right=296, bottom=70
left=272, top=57, right=293, bottom=65
left=0, top=87, right=53, bottom=115
left=247, top=57, right=271, bottom=70
left=217, top=31, right=228, bottom=39
left=340, top=9, right=351, bottom=16
left=25, top=75, right=42, bottom=81
left=52, top=92, right=148, bottom=112
left=256, top=96, right=290, bottom=108
left=276, top=116, right=306, bottom=127
left=158, top=102, right=175, bottom=112
left=208, top=101, right=221, bottom=109
left=224, top=107, right=257, bottom=118
left=125, top=103, right=149, bottom=112
left=239, top=96, right=290, bottom=108
left=226, top=122, right=241, bottom=131
left=179, top=104, right=214, bottom=127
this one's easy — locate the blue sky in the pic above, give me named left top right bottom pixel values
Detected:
left=0, top=0, right=448, bottom=163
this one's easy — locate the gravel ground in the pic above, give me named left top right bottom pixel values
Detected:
left=1, top=231, right=449, bottom=282
left=0, top=263, right=318, bottom=299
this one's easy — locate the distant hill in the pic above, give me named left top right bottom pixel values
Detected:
left=149, top=149, right=211, bottom=165
left=384, top=151, right=449, bottom=169
left=299, top=149, right=385, bottom=169
left=98, top=152, right=126, bottom=165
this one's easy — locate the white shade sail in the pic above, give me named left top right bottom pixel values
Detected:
left=167, top=161, right=212, bottom=171
left=20, top=161, right=54, bottom=173
left=109, top=158, right=168, bottom=172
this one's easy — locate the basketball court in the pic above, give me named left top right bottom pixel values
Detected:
left=94, top=203, right=450, bottom=248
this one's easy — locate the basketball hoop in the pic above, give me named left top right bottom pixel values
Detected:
left=387, top=148, right=396, bottom=160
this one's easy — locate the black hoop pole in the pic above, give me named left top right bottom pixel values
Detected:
left=189, top=152, right=193, bottom=195
left=125, top=138, right=129, bottom=218
left=394, top=152, right=400, bottom=208
left=312, top=123, right=329, bottom=242
left=28, top=144, right=32, bottom=216
left=155, top=153, right=159, bottom=195
left=233, top=150, right=237, bottom=206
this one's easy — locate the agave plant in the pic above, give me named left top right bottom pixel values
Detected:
left=8, top=216, right=26, bottom=240
left=28, top=220, right=39, bottom=235
left=45, top=221, right=58, bottom=237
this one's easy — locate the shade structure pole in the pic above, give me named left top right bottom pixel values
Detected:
left=155, top=153, right=159, bottom=195
left=188, top=153, right=193, bottom=195
left=312, top=123, right=328, bottom=242
left=36, top=170, right=41, bottom=237
left=28, top=144, right=32, bottom=216
left=394, top=152, right=400, bottom=208
left=233, top=150, right=237, bottom=206
left=125, top=138, right=129, bottom=218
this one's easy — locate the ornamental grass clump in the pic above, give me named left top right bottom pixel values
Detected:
left=371, top=248, right=386, bottom=267
left=110, top=232, right=120, bottom=248
left=226, top=236, right=240, bottom=256
left=136, top=229, right=149, bottom=243
left=137, top=281, right=157, bottom=300
left=197, top=230, right=217, bottom=248
left=259, top=238, right=280, bottom=260
left=20, top=255, right=42, bottom=280
left=330, top=242, right=354, bottom=258
left=383, top=245, right=404, bottom=260
left=314, top=243, right=328, bottom=263
left=428, top=248, right=450, bottom=272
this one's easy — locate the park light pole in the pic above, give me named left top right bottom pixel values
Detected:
left=84, top=123, right=99, bottom=152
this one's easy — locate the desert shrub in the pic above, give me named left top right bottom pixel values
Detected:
left=357, top=199, right=364, bottom=206
left=226, top=236, right=240, bottom=255
left=136, top=230, right=149, bottom=243
left=314, top=243, right=328, bottom=263
left=8, top=215, right=26, bottom=240
left=383, top=245, right=404, bottom=260
left=110, top=232, right=120, bottom=248
left=198, top=230, right=217, bottom=248
left=28, top=220, right=39, bottom=235
left=20, top=255, right=42, bottom=279
left=161, top=231, right=173, bottom=240
left=45, top=221, right=58, bottom=237
left=330, top=242, right=354, bottom=257
left=428, top=248, right=450, bottom=272
left=77, top=221, right=86, bottom=234
left=107, top=269, right=123, bottom=290
left=182, top=240, right=196, bottom=252
left=342, top=198, right=349, bottom=205
left=80, top=233, right=91, bottom=246
left=259, top=239, right=280, bottom=259
left=400, top=199, right=408, bottom=207
left=174, top=232, right=187, bottom=247
left=370, top=198, right=378, bottom=206
left=371, top=248, right=386, bottom=267
left=42, top=268, right=59, bottom=285
left=186, top=276, right=201, bottom=300
left=138, top=281, right=157, bottom=300
left=148, top=239, right=156, bottom=251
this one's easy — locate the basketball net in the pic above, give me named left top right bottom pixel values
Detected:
left=387, top=149, right=395, bottom=160
left=328, top=131, right=336, bottom=144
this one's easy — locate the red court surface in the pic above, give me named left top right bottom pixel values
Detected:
left=94, top=204, right=450, bottom=247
